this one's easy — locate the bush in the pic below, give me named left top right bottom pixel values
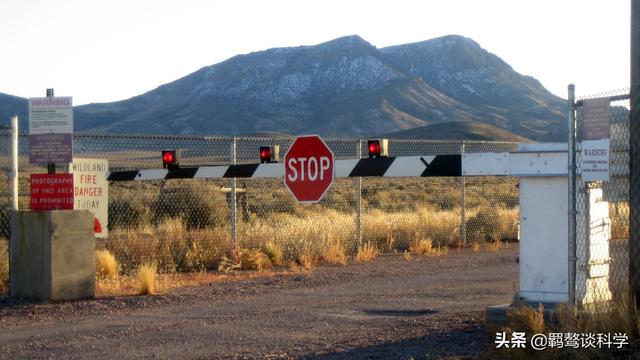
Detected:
left=153, top=182, right=229, bottom=229
left=109, top=198, right=151, bottom=229
left=95, top=249, right=119, bottom=278
left=136, top=263, right=157, bottom=295
left=466, top=207, right=518, bottom=243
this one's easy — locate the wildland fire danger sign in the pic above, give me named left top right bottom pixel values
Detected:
left=284, top=135, right=334, bottom=203
left=70, top=158, right=108, bottom=237
left=30, top=173, right=74, bottom=211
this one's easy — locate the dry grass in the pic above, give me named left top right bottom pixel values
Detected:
left=136, top=263, right=157, bottom=295
left=408, top=238, right=433, bottom=255
left=218, top=248, right=272, bottom=272
left=472, top=242, right=481, bottom=252
left=363, top=206, right=462, bottom=252
left=506, top=303, right=546, bottom=335
left=408, top=238, right=448, bottom=257
left=262, top=242, right=284, bottom=266
left=321, top=238, right=347, bottom=265
left=484, top=239, right=503, bottom=252
left=297, top=247, right=318, bottom=270
left=610, top=202, right=629, bottom=239
left=403, top=251, right=412, bottom=261
left=0, top=239, right=8, bottom=295
left=237, top=248, right=272, bottom=271
left=94, top=178, right=521, bottom=275
left=95, top=249, right=119, bottom=279
left=356, top=243, right=379, bottom=262
left=491, top=291, right=640, bottom=358
left=108, top=219, right=232, bottom=274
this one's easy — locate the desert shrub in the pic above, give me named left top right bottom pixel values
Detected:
left=153, top=182, right=229, bottom=229
left=218, top=248, right=272, bottom=272
left=262, top=242, right=284, bottom=266
left=109, top=198, right=151, bottom=229
left=356, top=243, right=379, bottom=262
left=136, top=263, right=157, bottom=295
left=320, top=237, right=348, bottom=265
left=95, top=249, right=119, bottom=278
left=107, top=222, right=232, bottom=274
left=466, top=206, right=518, bottom=243
left=296, top=247, right=318, bottom=270
left=0, top=208, right=10, bottom=239
left=610, top=202, right=629, bottom=240
left=0, top=238, right=8, bottom=294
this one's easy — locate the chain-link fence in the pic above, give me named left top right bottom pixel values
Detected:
left=0, top=133, right=519, bottom=277
left=572, top=88, right=631, bottom=306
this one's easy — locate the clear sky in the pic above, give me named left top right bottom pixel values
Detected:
left=0, top=0, right=631, bottom=105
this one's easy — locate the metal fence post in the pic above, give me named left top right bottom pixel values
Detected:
left=567, top=84, right=577, bottom=305
left=630, top=0, right=640, bottom=306
left=10, top=116, right=18, bottom=211
left=231, top=137, right=237, bottom=246
left=460, top=142, right=466, bottom=246
left=356, top=140, right=362, bottom=249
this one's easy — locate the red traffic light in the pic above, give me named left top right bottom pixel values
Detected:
left=368, top=141, right=380, bottom=155
left=161, top=149, right=181, bottom=169
left=259, top=145, right=280, bottom=163
left=367, top=139, right=388, bottom=158
left=260, top=147, right=271, bottom=163
left=162, top=151, right=174, bottom=164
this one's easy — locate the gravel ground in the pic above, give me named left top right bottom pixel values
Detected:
left=0, top=246, right=518, bottom=359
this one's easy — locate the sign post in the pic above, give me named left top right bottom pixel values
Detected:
left=70, top=158, right=109, bottom=237
left=284, top=135, right=334, bottom=203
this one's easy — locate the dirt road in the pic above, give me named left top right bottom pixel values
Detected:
left=0, top=246, right=518, bottom=359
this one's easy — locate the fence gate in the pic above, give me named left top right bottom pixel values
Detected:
left=571, top=88, right=631, bottom=306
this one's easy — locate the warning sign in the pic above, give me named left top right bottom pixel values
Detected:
left=581, top=139, right=610, bottom=182
left=70, top=158, right=108, bottom=237
left=28, top=96, right=73, bottom=164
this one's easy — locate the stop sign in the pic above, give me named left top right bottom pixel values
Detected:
left=284, top=135, right=334, bottom=203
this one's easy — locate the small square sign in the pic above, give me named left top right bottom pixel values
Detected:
left=30, top=173, right=74, bottom=211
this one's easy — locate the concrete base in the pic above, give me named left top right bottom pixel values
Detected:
left=10, top=210, right=95, bottom=301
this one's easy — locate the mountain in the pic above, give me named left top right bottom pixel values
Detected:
left=381, top=121, right=530, bottom=142
left=0, top=35, right=566, bottom=141
left=0, top=93, right=28, bottom=130
left=380, top=36, right=566, bottom=140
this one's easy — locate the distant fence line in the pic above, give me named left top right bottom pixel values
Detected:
left=0, top=133, right=520, bottom=271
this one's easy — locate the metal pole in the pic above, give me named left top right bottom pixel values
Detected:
left=460, top=142, right=466, bottom=246
left=630, top=0, right=640, bottom=306
left=10, top=116, right=18, bottom=211
left=231, top=137, right=237, bottom=245
left=45, top=89, right=55, bottom=174
left=355, top=140, right=362, bottom=249
left=567, top=84, right=577, bottom=306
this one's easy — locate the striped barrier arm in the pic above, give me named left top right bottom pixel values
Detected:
left=107, top=155, right=462, bottom=181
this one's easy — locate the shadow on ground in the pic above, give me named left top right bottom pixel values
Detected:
left=304, top=324, right=489, bottom=360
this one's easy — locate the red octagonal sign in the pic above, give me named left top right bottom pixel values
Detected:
left=284, top=135, right=334, bottom=203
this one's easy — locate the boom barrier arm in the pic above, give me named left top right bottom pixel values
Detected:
left=107, top=150, right=568, bottom=182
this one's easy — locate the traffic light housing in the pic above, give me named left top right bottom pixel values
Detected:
left=259, top=145, right=280, bottom=163
left=367, top=139, right=388, bottom=158
left=162, top=149, right=181, bottom=169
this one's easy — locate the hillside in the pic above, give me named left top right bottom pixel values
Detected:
left=0, top=35, right=566, bottom=141
left=381, top=121, right=530, bottom=142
